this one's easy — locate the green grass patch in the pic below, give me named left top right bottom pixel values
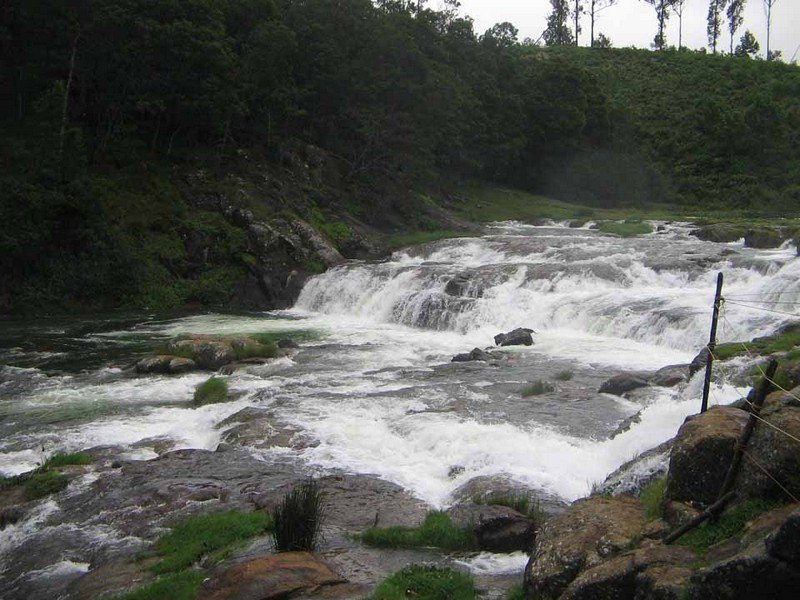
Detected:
left=554, top=370, right=574, bottom=381
left=152, top=510, right=272, bottom=574
left=677, top=500, right=776, bottom=552
left=387, top=230, right=473, bottom=249
left=506, top=584, right=526, bottom=600
left=360, top=511, right=477, bottom=551
left=474, top=491, right=543, bottom=522
left=24, top=470, right=70, bottom=500
left=372, top=566, right=476, bottom=600
left=113, top=570, right=204, bottom=600
left=193, top=377, right=228, bottom=405
left=714, top=323, right=800, bottom=362
left=521, top=380, right=555, bottom=397
left=231, top=340, right=278, bottom=360
left=597, top=220, right=653, bottom=237
left=639, top=477, right=666, bottom=521
left=272, top=479, right=325, bottom=552
left=41, top=452, right=92, bottom=469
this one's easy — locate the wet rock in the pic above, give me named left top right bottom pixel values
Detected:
left=197, top=552, right=346, bottom=600
left=445, top=272, right=483, bottom=298
left=598, top=440, right=672, bottom=496
left=494, top=328, right=534, bottom=347
left=523, top=496, right=646, bottom=599
left=277, top=338, right=299, bottom=349
left=0, top=505, right=25, bottom=529
left=690, top=224, right=746, bottom=243
left=290, top=219, right=345, bottom=268
left=738, top=401, right=800, bottom=501
left=475, top=511, right=537, bottom=553
left=167, top=339, right=235, bottom=370
left=217, top=408, right=307, bottom=450
left=664, top=406, right=748, bottom=505
left=689, top=347, right=710, bottom=377
left=70, top=559, right=157, bottom=600
left=560, top=545, right=696, bottom=600
left=766, top=508, right=800, bottom=568
left=451, top=348, right=490, bottom=362
left=451, top=475, right=568, bottom=517
left=744, top=227, right=786, bottom=249
left=598, top=373, right=650, bottom=396
left=663, top=501, right=702, bottom=528
left=650, top=364, right=689, bottom=388
left=168, top=357, right=197, bottom=374
left=135, top=355, right=173, bottom=374
left=448, top=465, right=465, bottom=478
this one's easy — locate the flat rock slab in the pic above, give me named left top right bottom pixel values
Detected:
left=197, top=552, right=345, bottom=600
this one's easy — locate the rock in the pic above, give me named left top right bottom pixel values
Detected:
left=135, top=355, right=173, bottom=374
left=451, top=475, right=569, bottom=517
left=657, top=225, right=667, bottom=232
left=599, top=373, right=650, bottom=396
left=689, top=347, right=710, bottom=377
left=738, top=402, right=800, bottom=501
left=169, top=339, right=235, bottom=370
left=290, top=219, right=345, bottom=268
left=70, top=559, right=157, bottom=600
left=0, top=505, right=25, bottom=530
left=559, top=545, right=696, bottom=600
left=168, top=357, right=197, bottom=374
left=197, top=552, right=346, bottom=600
left=451, top=347, right=490, bottom=362
left=597, top=440, right=672, bottom=497
left=663, top=501, right=702, bottom=528
left=523, top=496, right=646, bottom=599
left=690, top=224, right=746, bottom=243
left=277, top=338, right=299, bottom=349
left=744, top=227, right=786, bottom=249
left=650, top=364, right=689, bottom=388
left=217, top=408, right=307, bottom=450
left=664, top=407, right=748, bottom=505
left=766, top=508, right=800, bottom=568
left=445, top=272, right=482, bottom=298
left=475, top=512, right=537, bottom=553
left=494, top=328, right=534, bottom=347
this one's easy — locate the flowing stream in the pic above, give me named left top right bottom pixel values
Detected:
left=1, top=221, right=799, bottom=577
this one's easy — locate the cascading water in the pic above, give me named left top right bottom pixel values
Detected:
left=1, top=221, right=799, bottom=594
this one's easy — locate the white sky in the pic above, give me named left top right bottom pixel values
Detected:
left=454, top=0, right=800, bottom=61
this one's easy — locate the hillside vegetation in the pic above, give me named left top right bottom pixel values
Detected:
left=1, top=0, right=798, bottom=313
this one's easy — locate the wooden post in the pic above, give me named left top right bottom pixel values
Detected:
left=701, top=272, right=724, bottom=413
left=663, top=491, right=737, bottom=544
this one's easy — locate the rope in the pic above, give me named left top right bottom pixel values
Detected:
left=740, top=448, right=800, bottom=505
left=724, top=300, right=800, bottom=319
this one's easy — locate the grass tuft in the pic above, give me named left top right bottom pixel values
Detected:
left=677, top=500, right=776, bottom=552
left=554, top=370, right=574, bottom=381
left=152, top=510, right=272, bottom=574
left=639, top=477, right=666, bottom=521
left=475, top=491, right=543, bottom=522
left=597, top=220, right=653, bottom=237
left=113, top=570, right=204, bottom=600
left=521, top=380, right=555, bottom=397
left=272, top=479, right=325, bottom=552
left=42, top=452, right=92, bottom=469
left=361, top=511, right=477, bottom=551
left=372, top=565, right=476, bottom=600
left=193, top=377, right=228, bottom=405
left=231, top=340, right=278, bottom=360
left=24, top=470, right=70, bottom=500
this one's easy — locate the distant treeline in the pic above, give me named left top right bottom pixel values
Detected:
left=1, top=0, right=799, bottom=311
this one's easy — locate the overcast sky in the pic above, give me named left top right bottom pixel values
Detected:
left=454, top=0, right=799, bottom=61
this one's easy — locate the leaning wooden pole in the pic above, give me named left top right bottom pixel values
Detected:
left=701, top=272, right=724, bottom=413
left=663, top=491, right=737, bottom=544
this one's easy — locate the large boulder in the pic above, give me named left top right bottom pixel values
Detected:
left=560, top=545, right=696, bottom=600
left=738, top=400, right=800, bottom=501
left=445, top=272, right=482, bottom=298
left=690, top=224, right=746, bottom=243
left=523, top=496, right=646, bottom=599
left=135, top=355, right=174, bottom=374
left=451, top=348, right=491, bottom=362
left=689, top=348, right=710, bottom=377
left=744, top=227, right=786, bottom=249
left=599, top=373, right=650, bottom=396
left=664, top=407, right=748, bottom=505
left=197, top=552, right=347, bottom=600
left=494, top=328, right=534, bottom=347
left=447, top=503, right=536, bottom=553
left=649, top=364, right=689, bottom=388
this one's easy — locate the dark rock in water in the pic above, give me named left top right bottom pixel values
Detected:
left=277, top=338, right=299, bottom=349
left=690, top=224, right=746, bottom=243
left=598, top=373, right=650, bottom=396
left=531, top=218, right=552, bottom=226
left=664, top=406, right=748, bottom=505
left=168, top=357, right=196, bottom=374
left=744, top=227, right=787, bottom=249
left=657, top=225, right=667, bottom=232
left=70, top=559, right=157, bottom=600
left=568, top=220, right=584, bottom=228
left=610, top=410, right=643, bottom=439
left=649, top=364, right=688, bottom=387
left=451, top=347, right=490, bottom=362
left=598, top=440, right=672, bottom=497
left=688, top=347, right=710, bottom=377
left=494, top=328, right=534, bottom=347
left=135, top=355, right=173, bottom=374
left=216, top=407, right=309, bottom=450
left=523, top=496, right=646, bottom=599
left=0, top=505, right=25, bottom=529
left=448, top=465, right=465, bottom=478
left=451, top=475, right=568, bottom=517
left=197, top=552, right=348, bottom=600
left=445, top=272, right=482, bottom=298
left=559, top=545, right=696, bottom=600
left=474, top=511, right=537, bottom=553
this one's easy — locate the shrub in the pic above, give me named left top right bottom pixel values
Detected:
left=521, top=380, right=555, bottom=397
left=373, top=566, right=476, bottom=600
left=193, top=377, right=228, bottom=405
left=152, top=510, right=272, bottom=574
left=272, top=479, right=325, bottom=552
left=361, top=511, right=476, bottom=551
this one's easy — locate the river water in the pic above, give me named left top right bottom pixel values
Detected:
left=2, top=221, right=798, bottom=509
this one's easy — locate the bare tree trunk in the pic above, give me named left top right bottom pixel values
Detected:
left=766, top=1, right=772, bottom=60
left=59, top=28, right=81, bottom=176
left=575, top=0, right=580, bottom=46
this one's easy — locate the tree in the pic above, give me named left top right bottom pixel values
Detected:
left=734, top=29, right=760, bottom=57
left=763, top=0, right=779, bottom=61
left=573, top=0, right=583, bottom=46
left=595, top=32, right=613, bottom=48
left=544, top=0, right=573, bottom=46
left=675, top=0, right=686, bottom=49
left=588, top=0, right=616, bottom=48
left=727, top=1, right=746, bottom=54
left=707, top=0, right=728, bottom=54
left=642, top=1, right=679, bottom=51
left=482, top=21, right=519, bottom=48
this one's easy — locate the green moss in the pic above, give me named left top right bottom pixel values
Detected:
left=372, top=566, right=476, bottom=600
left=113, top=570, right=204, bottom=600
left=152, top=510, right=273, bottom=574
left=247, top=330, right=321, bottom=346
left=677, top=500, right=776, bottom=552
left=193, top=377, right=228, bottom=405
left=554, top=370, right=574, bottom=381
left=41, top=452, right=92, bottom=469
left=506, top=584, right=526, bottom=600
left=713, top=323, right=800, bottom=362
left=387, top=230, right=473, bottom=249
left=24, top=470, right=70, bottom=500
left=231, top=340, right=278, bottom=361
left=521, top=380, right=555, bottom=397
left=361, top=511, right=477, bottom=551
left=639, top=477, right=666, bottom=521
left=597, top=220, right=653, bottom=237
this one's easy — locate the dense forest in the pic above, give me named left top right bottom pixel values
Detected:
left=1, top=0, right=799, bottom=313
